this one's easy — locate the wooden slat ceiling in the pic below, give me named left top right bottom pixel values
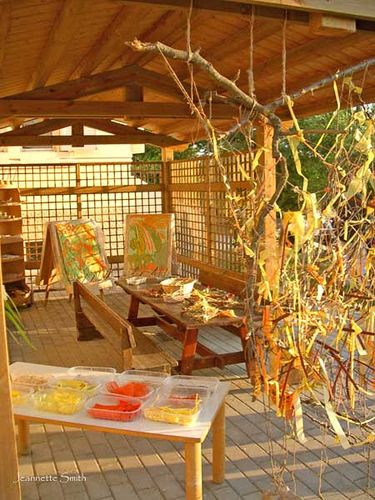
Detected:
left=0, top=0, right=374, bottom=144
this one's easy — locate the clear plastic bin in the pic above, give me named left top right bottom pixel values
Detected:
left=11, top=383, right=34, bottom=406
left=86, top=394, right=143, bottom=422
left=68, top=366, right=116, bottom=375
left=161, top=385, right=210, bottom=404
left=104, top=370, right=167, bottom=400
left=163, top=375, right=219, bottom=394
left=50, top=374, right=101, bottom=394
left=32, top=387, right=87, bottom=415
left=11, top=373, right=50, bottom=390
left=143, top=393, right=202, bottom=426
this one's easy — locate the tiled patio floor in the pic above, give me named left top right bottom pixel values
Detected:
left=8, top=288, right=374, bottom=500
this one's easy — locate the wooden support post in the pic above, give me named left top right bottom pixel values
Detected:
left=256, top=122, right=278, bottom=299
left=71, top=122, right=84, bottom=147
left=212, top=403, right=225, bottom=483
left=161, top=147, right=174, bottom=213
left=184, top=442, right=202, bottom=500
left=0, top=250, right=21, bottom=499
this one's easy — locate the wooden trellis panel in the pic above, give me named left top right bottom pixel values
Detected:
left=0, top=162, right=163, bottom=286
left=168, top=153, right=251, bottom=276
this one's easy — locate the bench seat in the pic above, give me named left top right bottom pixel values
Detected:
left=73, top=281, right=177, bottom=373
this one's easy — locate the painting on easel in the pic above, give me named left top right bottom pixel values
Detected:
left=123, top=214, right=174, bottom=278
left=37, top=219, right=111, bottom=297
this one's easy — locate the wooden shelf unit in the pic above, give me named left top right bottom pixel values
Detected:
left=0, top=183, right=32, bottom=306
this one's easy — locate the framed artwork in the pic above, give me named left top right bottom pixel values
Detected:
left=38, top=219, right=110, bottom=293
left=123, top=213, right=174, bottom=278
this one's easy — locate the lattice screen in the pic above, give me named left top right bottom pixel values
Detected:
left=169, top=153, right=250, bottom=276
left=0, top=162, right=163, bottom=287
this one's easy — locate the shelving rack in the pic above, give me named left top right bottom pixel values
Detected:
left=0, top=182, right=32, bottom=306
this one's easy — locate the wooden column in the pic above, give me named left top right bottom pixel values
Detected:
left=0, top=248, right=21, bottom=499
left=161, top=147, right=174, bottom=213
left=256, top=122, right=278, bottom=298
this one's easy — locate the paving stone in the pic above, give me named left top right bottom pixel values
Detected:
left=37, top=481, right=65, bottom=500
left=152, top=472, right=185, bottom=499
left=110, top=482, right=139, bottom=500
left=83, top=474, right=112, bottom=500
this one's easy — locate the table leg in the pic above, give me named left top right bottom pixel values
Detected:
left=185, top=442, right=202, bottom=500
left=212, top=403, right=225, bottom=483
left=180, top=328, right=199, bottom=374
left=17, top=419, right=30, bottom=455
left=128, top=296, right=140, bottom=320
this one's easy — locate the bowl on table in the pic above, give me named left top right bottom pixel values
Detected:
left=160, top=278, right=196, bottom=298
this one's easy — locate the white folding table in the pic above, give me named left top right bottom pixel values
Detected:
left=11, top=362, right=230, bottom=500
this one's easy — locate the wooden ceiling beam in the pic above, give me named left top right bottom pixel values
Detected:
left=80, top=118, right=153, bottom=136
left=118, top=0, right=375, bottom=21
left=0, top=2, right=11, bottom=76
left=0, top=134, right=181, bottom=147
left=4, top=66, right=137, bottom=101
left=1, top=119, right=73, bottom=136
left=0, top=100, right=236, bottom=119
left=4, top=65, right=193, bottom=103
left=31, top=0, right=89, bottom=89
left=225, top=0, right=375, bottom=21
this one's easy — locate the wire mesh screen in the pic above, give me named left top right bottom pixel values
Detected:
left=0, top=162, right=163, bottom=287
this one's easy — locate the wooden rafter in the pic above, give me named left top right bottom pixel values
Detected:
left=73, top=5, right=158, bottom=78
left=176, top=19, right=280, bottom=83
left=1, top=119, right=73, bottom=136
left=121, top=9, right=193, bottom=69
left=0, top=100, right=235, bottom=119
left=0, top=1, right=11, bottom=77
left=31, top=0, right=89, bottom=89
left=250, top=31, right=372, bottom=83
left=119, top=0, right=375, bottom=21
left=0, top=134, right=180, bottom=147
left=0, top=117, right=182, bottom=146
left=80, top=118, right=157, bottom=136
left=3, top=65, right=193, bottom=103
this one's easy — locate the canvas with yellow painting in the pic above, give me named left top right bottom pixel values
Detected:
left=123, top=214, right=174, bottom=278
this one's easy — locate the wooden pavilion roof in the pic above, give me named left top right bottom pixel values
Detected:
left=0, top=0, right=374, bottom=146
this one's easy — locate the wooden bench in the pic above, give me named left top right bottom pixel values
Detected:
left=199, top=265, right=247, bottom=296
left=73, top=281, right=177, bottom=373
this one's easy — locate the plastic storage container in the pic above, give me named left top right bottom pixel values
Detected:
left=163, top=375, right=219, bottom=395
left=11, top=383, right=34, bottom=406
left=86, top=394, right=143, bottom=422
left=104, top=370, right=167, bottom=400
left=50, top=374, right=101, bottom=395
left=161, top=385, right=210, bottom=405
left=68, top=366, right=116, bottom=375
left=11, top=373, right=50, bottom=390
left=32, top=387, right=87, bottom=415
left=143, top=393, right=202, bottom=426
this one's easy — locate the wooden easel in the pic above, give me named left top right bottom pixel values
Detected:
left=37, top=221, right=109, bottom=304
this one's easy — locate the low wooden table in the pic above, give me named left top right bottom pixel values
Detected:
left=11, top=362, right=230, bottom=500
left=117, top=278, right=250, bottom=375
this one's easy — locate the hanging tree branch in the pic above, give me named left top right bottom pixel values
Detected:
left=126, top=39, right=284, bottom=159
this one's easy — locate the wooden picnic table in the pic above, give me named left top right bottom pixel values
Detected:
left=117, top=278, right=250, bottom=375
left=12, top=362, right=230, bottom=500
